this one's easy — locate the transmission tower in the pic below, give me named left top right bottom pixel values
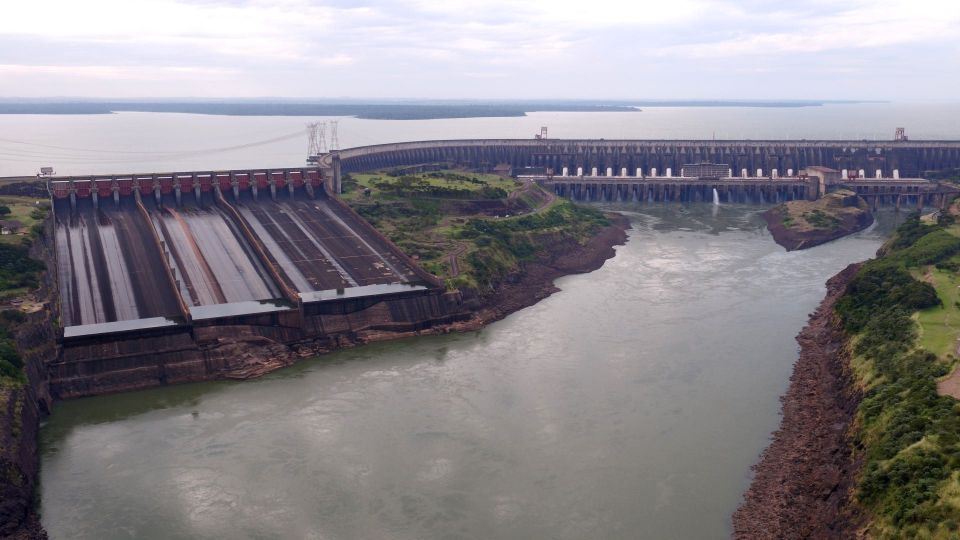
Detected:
left=330, top=120, right=340, bottom=151
left=307, top=123, right=318, bottom=155
left=306, top=122, right=328, bottom=156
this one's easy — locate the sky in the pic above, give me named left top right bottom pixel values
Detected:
left=1, top=0, right=958, bottom=100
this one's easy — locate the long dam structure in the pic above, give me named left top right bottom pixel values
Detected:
left=322, top=138, right=960, bottom=206
left=43, top=138, right=960, bottom=398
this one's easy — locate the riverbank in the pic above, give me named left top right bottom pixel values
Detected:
left=455, top=212, right=629, bottom=327
left=764, top=190, right=873, bottom=251
left=733, top=263, right=865, bottom=538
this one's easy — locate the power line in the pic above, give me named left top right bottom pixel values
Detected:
left=0, top=129, right=304, bottom=158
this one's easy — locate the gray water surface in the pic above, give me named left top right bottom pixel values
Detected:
left=39, top=206, right=894, bottom=539
left=2, top=102, right=959, bottom=176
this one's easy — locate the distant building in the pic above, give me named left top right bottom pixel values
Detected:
left=493, top=163, right=514, bottom=177
left=0, top=220, right=24, bottom=235
left=802, top=166, right=842, bottom=198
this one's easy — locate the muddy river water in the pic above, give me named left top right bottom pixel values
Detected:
left=37, top=205, right=897, bottom=539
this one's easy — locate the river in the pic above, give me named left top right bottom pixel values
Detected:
left=38, top=205, right=896, bottom=539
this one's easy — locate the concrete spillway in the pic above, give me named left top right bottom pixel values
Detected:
left=52, top=186, right=430, bottom=338
left=55, top=199, right=183, bottom=327
left=236, top=195, right=416, bottom=293
left=46, top=171, right=460, bottom=399
left=145, top=196, right=281, bottom=307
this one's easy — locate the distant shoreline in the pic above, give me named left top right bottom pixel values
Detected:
left=0, top=99, right=879, bottom=120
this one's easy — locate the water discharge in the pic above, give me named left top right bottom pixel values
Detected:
left=39, top=206, right=898, bottom=540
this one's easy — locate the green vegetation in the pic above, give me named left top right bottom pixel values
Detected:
left=775, top=190, right=868, bottom=233
left=345, top=169, right=610, bottom=293
left=0, top=197, right=48, bottom=386
left=0, top=310, right=28, bottom=385
left=0, top=197, right=51, bottom=245
left=451, top=202, right=609, bottom=290
left=344, top=170, right=519, bottom=201
left=801, top=208, right=841, bottom=229
left=835, top=213, right=960, bottom=537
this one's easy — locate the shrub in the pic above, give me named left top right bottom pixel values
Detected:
left=836, top=263, right=940, bottom=331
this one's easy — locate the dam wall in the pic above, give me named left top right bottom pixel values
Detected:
left=331, top=139, right=960, bottom=180
left=45, top=168, right=468, bottom=399
left=49, top=288, right=465, bottom=399
left=540, top=176, right=816, bottom=204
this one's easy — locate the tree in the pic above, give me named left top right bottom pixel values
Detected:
left=0, top=206, right=11, bottom=216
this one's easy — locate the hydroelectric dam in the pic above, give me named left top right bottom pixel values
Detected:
left=323, top=138, right=960, bottom=207
left=44, top=138, right=960, bottom=398
left=47, top=168, right=464, bottom=398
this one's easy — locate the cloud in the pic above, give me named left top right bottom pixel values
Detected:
left=0, top=64, right=238, bottom=80
left=0, top=0, right=338, bottom=60
left=659, top=0, right=960, bottom=57
left=0, top=0, right=957, bottom=99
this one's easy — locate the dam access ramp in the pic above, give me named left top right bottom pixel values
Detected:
left=49, top=168, right=438, bottom=341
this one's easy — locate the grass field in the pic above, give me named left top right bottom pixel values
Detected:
left=344, top=170, right=520, bottom=201
left=915, top=267, right=960, bottom=358
left=0, top=196, right=48, bottom=245
left=915, top=221, right=960, bottom=358
left=344, top=168, right=600, bottom=290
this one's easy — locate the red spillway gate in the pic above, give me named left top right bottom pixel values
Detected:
left=48, top=168, right=323, bottom=202
left=95, top=179, right=113, bottom=198
left=51, top=182, right=70, bottom=199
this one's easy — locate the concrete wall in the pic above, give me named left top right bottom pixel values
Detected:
left=50, top=289, right=467, bottom=399
left=328, top=139, right=960, bottom=181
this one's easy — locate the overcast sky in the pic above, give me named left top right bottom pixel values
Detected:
left=1, top=0, right=958, bottom=100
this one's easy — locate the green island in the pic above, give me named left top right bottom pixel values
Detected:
left=834, top=206, right=960, bottom=537
left=340, top=168, right=613, bottom=293
left=763, top=189, right=874, bottom=251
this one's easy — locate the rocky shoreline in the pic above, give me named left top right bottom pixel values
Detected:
left=764, top=192, right=874, bottom=251
left=733, top=263, right=865, bottom=539
left=459, top=212, right=630, bottom=327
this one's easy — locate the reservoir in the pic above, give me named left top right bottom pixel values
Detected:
left=39, top=205, right=892, bottom=539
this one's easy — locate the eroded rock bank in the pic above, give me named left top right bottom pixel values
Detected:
left=0, top=311, right=55, bottom=540
left=458, top=212, right=630, bottom=326
left=764, top=191, right=874, bottom=251
left=733, top=263, right=865, bottom=539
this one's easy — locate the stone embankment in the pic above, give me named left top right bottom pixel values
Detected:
left=733, top=263, right=865, bottom=538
